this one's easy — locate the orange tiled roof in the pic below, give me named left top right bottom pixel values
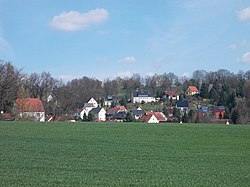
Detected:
left=188, top=86, right=199, bottom=92
left=145, top=112, right=167, bottom=121
left=16, top=98, right=45, bottom=112
left=106, top=106, right=127, bottom=115
left=140, top=114, right=154, bottom=122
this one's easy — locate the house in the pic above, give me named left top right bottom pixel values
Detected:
left=209, top=106, right=225, bottom=119
left=130, top=108, right=145, bottom=120
left=176, top=100, right=189, bottom=115
left=163, top=91, right=179, bottom=100
left=16, top=98, right=45, bottom=122
left=106, top=106, right=127, bottom=121
left=80, top=97, right=99, bottom=117
left=0, top=112, right=13, bottom=121
left=131, top=90, right=155, bottom=104
left=145, top=112, right=167, bottom=122
left=104, top=96, right=116, bottom=107
left=91, top=107, right=106, bottom=121
left=186, top=86, right=199, bottom=96
left=85, top=97, right=98, bottom=108
left=140, top=114, right=159, bottom=123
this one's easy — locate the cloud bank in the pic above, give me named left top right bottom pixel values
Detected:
left=119, top=56, right=136, bottom=63
left=238, top=7, right=250, bottom=21
left=238, top=52, right=250, bottom=64
left=49, top=8, right=109, bottom=31
left=0, top=36, right=14, bottom=56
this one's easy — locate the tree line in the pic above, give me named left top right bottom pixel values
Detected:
left=0, top=60, right=250, bottom=123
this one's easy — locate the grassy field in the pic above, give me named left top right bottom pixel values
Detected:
left=0, top=122, right=250, bottom=186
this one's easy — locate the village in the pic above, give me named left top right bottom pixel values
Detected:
left=7, top=85, right=228, bottom=124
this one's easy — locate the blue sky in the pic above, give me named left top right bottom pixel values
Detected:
left=0, top=0, right=250, bottom=81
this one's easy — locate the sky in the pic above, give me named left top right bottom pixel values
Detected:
left=0, top=0, right=250, bottom=81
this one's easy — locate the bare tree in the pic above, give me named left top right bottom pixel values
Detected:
left=0, top=61, right=23, bottom=112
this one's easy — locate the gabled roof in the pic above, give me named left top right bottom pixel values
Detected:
left=106, top=106, right=127, bottom=115
left=111, top=111, right=127, bottom=120
left=188, top=86, right=199, bottom=92
left=130, top=109, right=145, bottom=116
left=84, top=103, right=95, bottom=108
left=176, top=100, right=189, bottom=108
left=132, top=90, right=153, bottom=97
left=140, top=114, right=154, bottom=123
left=91, top=107, right=105, bottom=114
left=105, top=96, right=115, bottom=101
left=16, top=98, right=45, bottom=112
left=145, top=112, right=167, bottom=121
left=164, top=91, right=178, bottom=97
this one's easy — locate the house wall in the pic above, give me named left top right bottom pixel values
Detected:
left=148, top=115, right=159, bottom=123
left=215, top=111, right=225, bottom=119
left=133, top=97, right=156, bottom=104
left=98, top=109, right=106, bottom=121
left=88, top=98, right=98, bottom=107
left=21, top=112, right=45, bottom=122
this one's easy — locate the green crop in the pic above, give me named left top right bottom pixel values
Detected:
left=0, top=122, right=250, bottom=186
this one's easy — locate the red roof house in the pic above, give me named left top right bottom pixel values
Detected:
left=141, top=112, right=167, bottom=123
left=140, top=114, right=159, bottom=123
left=186, top=86, right=199, bottom=96
left=16, top=98, right=45, bottom=122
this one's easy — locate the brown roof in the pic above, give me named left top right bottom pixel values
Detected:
left=140, top=114, right=154, bottom=122
left=188, top=86, right=199, bottom=92
left=106, top=106, right=127, bottom=115
left=145, top=112, right=167, bottom=121
left=16, top=98, right=45, bottom=112
left=164, top=91, right=178, bottom=97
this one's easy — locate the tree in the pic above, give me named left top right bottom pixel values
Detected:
left=182, top=112, right=188, bottom=123
left=231, top=109, right=239, bottom=124
left=88, top=112, right=94, bottom=122
left=0, top=61, right=23, bottom=112
left=200, top=83, right=208, bottom=98
left=124, top=112, right=134, bottom=122
left=82, top=113, right=88, bottom=122
left=173, top=107, right=181, bottom=121
left=162, top=105, right=168, bottom=117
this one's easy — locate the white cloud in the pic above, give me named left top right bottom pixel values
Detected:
left=119, top=56, right=136, bottom=63
left=228, top=44, right=237, bottom=49
left=238, top=52, right=250, bottom=64
left=238, top=7, right=250, bottom=21
left=0, top=36, right=14, bottom=56
left=228, top=40, right=247, bottom=49
left=49, top=8, right=109, bottom=31
left=115, top=71, right=133, bottom=78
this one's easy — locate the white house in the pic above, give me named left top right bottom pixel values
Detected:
left=16, top=98, right=45, bottom=122
left=131, top=90, right=155, bottom=104
left=140, top=114, right=159, bottom=123
left=104, top=96, right=115, bottom=107
left=80, top=97, right=99, bottom=117
left=86, top=97, right=98, bottom=108
left=91, top=107, right=106, bottom=121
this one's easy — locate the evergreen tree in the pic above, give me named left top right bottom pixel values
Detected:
left=82, top=113, right=88, bottom=121
left=182, top=112, right=189, bottom=123
left=224, top=107, right=230, bottom=119
left=231, top=109, right=239, bottom=124
left=209, top=87, right=219, bottom=102
left=162, top=105, right=168, bottom=116
left=124, top=112, right=134, bottom=122
left=173, top=107, right=181, bottom=121
left=200, top=83, right=209, bottom=98
left=88, top=112, right=94, bottom=122
left=120, top=96, right=127, bottom=107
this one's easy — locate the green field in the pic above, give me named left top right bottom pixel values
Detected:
left=0, top=122, right=250, bottom=186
